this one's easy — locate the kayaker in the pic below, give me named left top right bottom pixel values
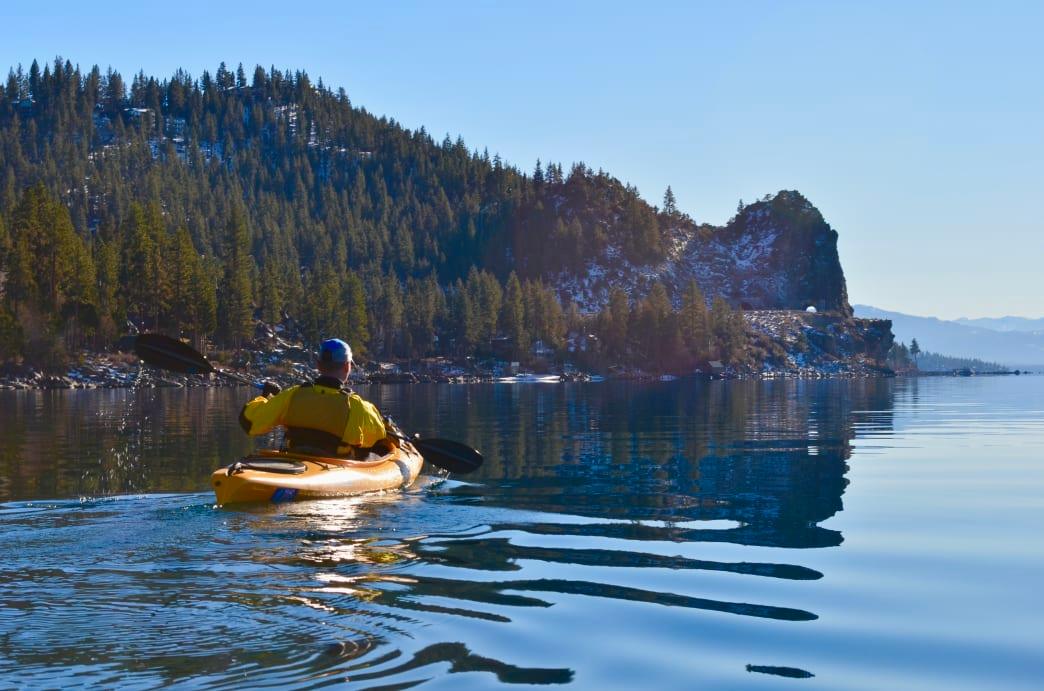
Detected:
left=238, top=338, right=387, bottom=455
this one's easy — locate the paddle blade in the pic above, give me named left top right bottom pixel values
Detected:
left=134, top=333, right=216, bottom=376
left=413, top=438, right=483, bottom=474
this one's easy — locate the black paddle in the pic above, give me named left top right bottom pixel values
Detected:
left=390, top=434, right=483, bottom=474
left=134, top=333, right=257, bottom=386
left=133, top=333, right=483, bottom=474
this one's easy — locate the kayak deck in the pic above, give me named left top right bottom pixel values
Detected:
left=211, top=441, right=424, bottom=505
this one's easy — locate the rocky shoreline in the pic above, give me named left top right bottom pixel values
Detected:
left=3, top=347, right=1025, bottom=392
left=0, top=349, right=891, bottom=392
left=16, top=310, right=1029, bottom=391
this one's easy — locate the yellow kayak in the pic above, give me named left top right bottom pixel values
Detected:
left=211, top=440, right=424, bottom=505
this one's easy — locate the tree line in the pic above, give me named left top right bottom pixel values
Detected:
left=887, top=339, right=1007, bottom=374
left=0, top=182, right=748, bottom=371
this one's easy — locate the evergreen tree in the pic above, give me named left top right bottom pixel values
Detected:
left=170, top=227, right=201, bottom=334
left=679, top=280, right=708, bottom=360
left=191, top=259, right=218, bottom=349
left=218, top=207, right=254, bottom=348
left=662, top=185, right=678, bottom=217
left=887, top=342, right=912, bottom=371
left=501, top=271, right=528, bottom=359
left=5, top=231, right=36, bottom=313
left=343, top=271, right=370, bottom=358
left=377, top=273, right=404, bottom=357
left=62, top=235, right=99, bottom=349
left=639, top=281, right=672, bottom=363
left=404, top=273, right=443, bottom=357
left=120, top=203, right=156, bottom=324
left=258, top=262, right=283, bottom=325
left=301, top=262, right=339, bottom=344
left=709, top=296, right=746, bottom=363
left=462, top=268, right=485, bottom=350
left=477, top=270, right=502, bottom=347
left=13, top=184, right=76, bottom=311
left=94, top=238, right=121, bottom=344
left=602, top=288, right=630, bottom=360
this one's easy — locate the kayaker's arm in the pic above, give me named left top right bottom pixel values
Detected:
left=343, top=394, right=387, bottom=448
left=239, top=387, right=296, bottom=436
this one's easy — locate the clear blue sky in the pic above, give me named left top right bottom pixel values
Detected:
left=4, top=1, right=1042, bottom=319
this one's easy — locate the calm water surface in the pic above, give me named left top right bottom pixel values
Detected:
left=1, top=377, right=1042, bottom=689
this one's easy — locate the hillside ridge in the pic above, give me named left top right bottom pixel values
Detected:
left=0, top=58, right=882, bottom=375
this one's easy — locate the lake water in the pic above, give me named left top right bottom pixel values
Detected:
left=1, top=377, right=1042, bottom=689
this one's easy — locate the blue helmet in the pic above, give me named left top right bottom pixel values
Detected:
left=319, top=338, right=353, bottom=364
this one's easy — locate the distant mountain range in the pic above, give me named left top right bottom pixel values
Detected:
left=952, top=316, right=1044, bottom=333
left=854, top=306, right=1044, bottom=368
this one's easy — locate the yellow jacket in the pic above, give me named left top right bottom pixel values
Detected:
left=240, top=377, right=386, bottom=454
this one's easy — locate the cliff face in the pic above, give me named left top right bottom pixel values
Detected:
left=557, top=190, right=852, bottom=317
left=687, top=191, right=851, bottom=316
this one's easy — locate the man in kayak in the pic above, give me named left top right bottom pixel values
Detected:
left=238, top=338, right=387, bottom=455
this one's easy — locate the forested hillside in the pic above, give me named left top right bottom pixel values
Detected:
left=0, top=58, right=813, bottom=371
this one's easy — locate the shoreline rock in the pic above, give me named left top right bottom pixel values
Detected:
left=3, top=318, right=1020, bottom=392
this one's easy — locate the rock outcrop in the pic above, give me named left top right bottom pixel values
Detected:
left=680, top=191, right=851, bottom=315
left=554, top=190, right=889, bottom=371
left=558, top=190, right=853, bottom=316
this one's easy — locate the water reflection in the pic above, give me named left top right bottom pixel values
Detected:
left=376, top=379, right=894, bottom=551
left=0, top=379, right=900, bottom=687
left=0, top=388, right=262, bottom=500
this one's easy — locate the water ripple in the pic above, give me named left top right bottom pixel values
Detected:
left=3, top=378, right=1044, bottom=688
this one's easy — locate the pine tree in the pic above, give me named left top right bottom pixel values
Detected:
left=219, top=207, right=254, bottom=348
left=603, top=288, right=630, bottom=359
left=13, top=184, right=74, bottom=311
left=679, top=280, right=708, bottom=360
left=540, top=285, right=566, bottom=351
left=191, top=259, right=218, bottom=349
left=478, top=270, right=502, bottom=346
left=144, top=203, right=171, bottom=330
left=301, top=262, right=340, bottom=344
left=120, top=203, right=156, bottom=324
left=501, top=271, right=528, bottom=358
left=344, top=271, right=370, bottom=358
left=378, top=273, right=404, bottom=357
left=62, top=235, right=99, bottom=349
left=94, top=239, right=121, bottom=344
left=710, top=296, right=733, bottom=360
left=462, top=268, right=484, bottom=351
left=5, top=231, right=36, bottom=313
left=640, top=281, right=672, bottom=362
left=405, top=273, right=442, bottom=357
left=709, top=296, right=746, bottom=363
left=259, top=262, right=283, bottom=325
left=663, top=185, right=678, bottom=217
left=170, top=227, right=200, bottom=334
